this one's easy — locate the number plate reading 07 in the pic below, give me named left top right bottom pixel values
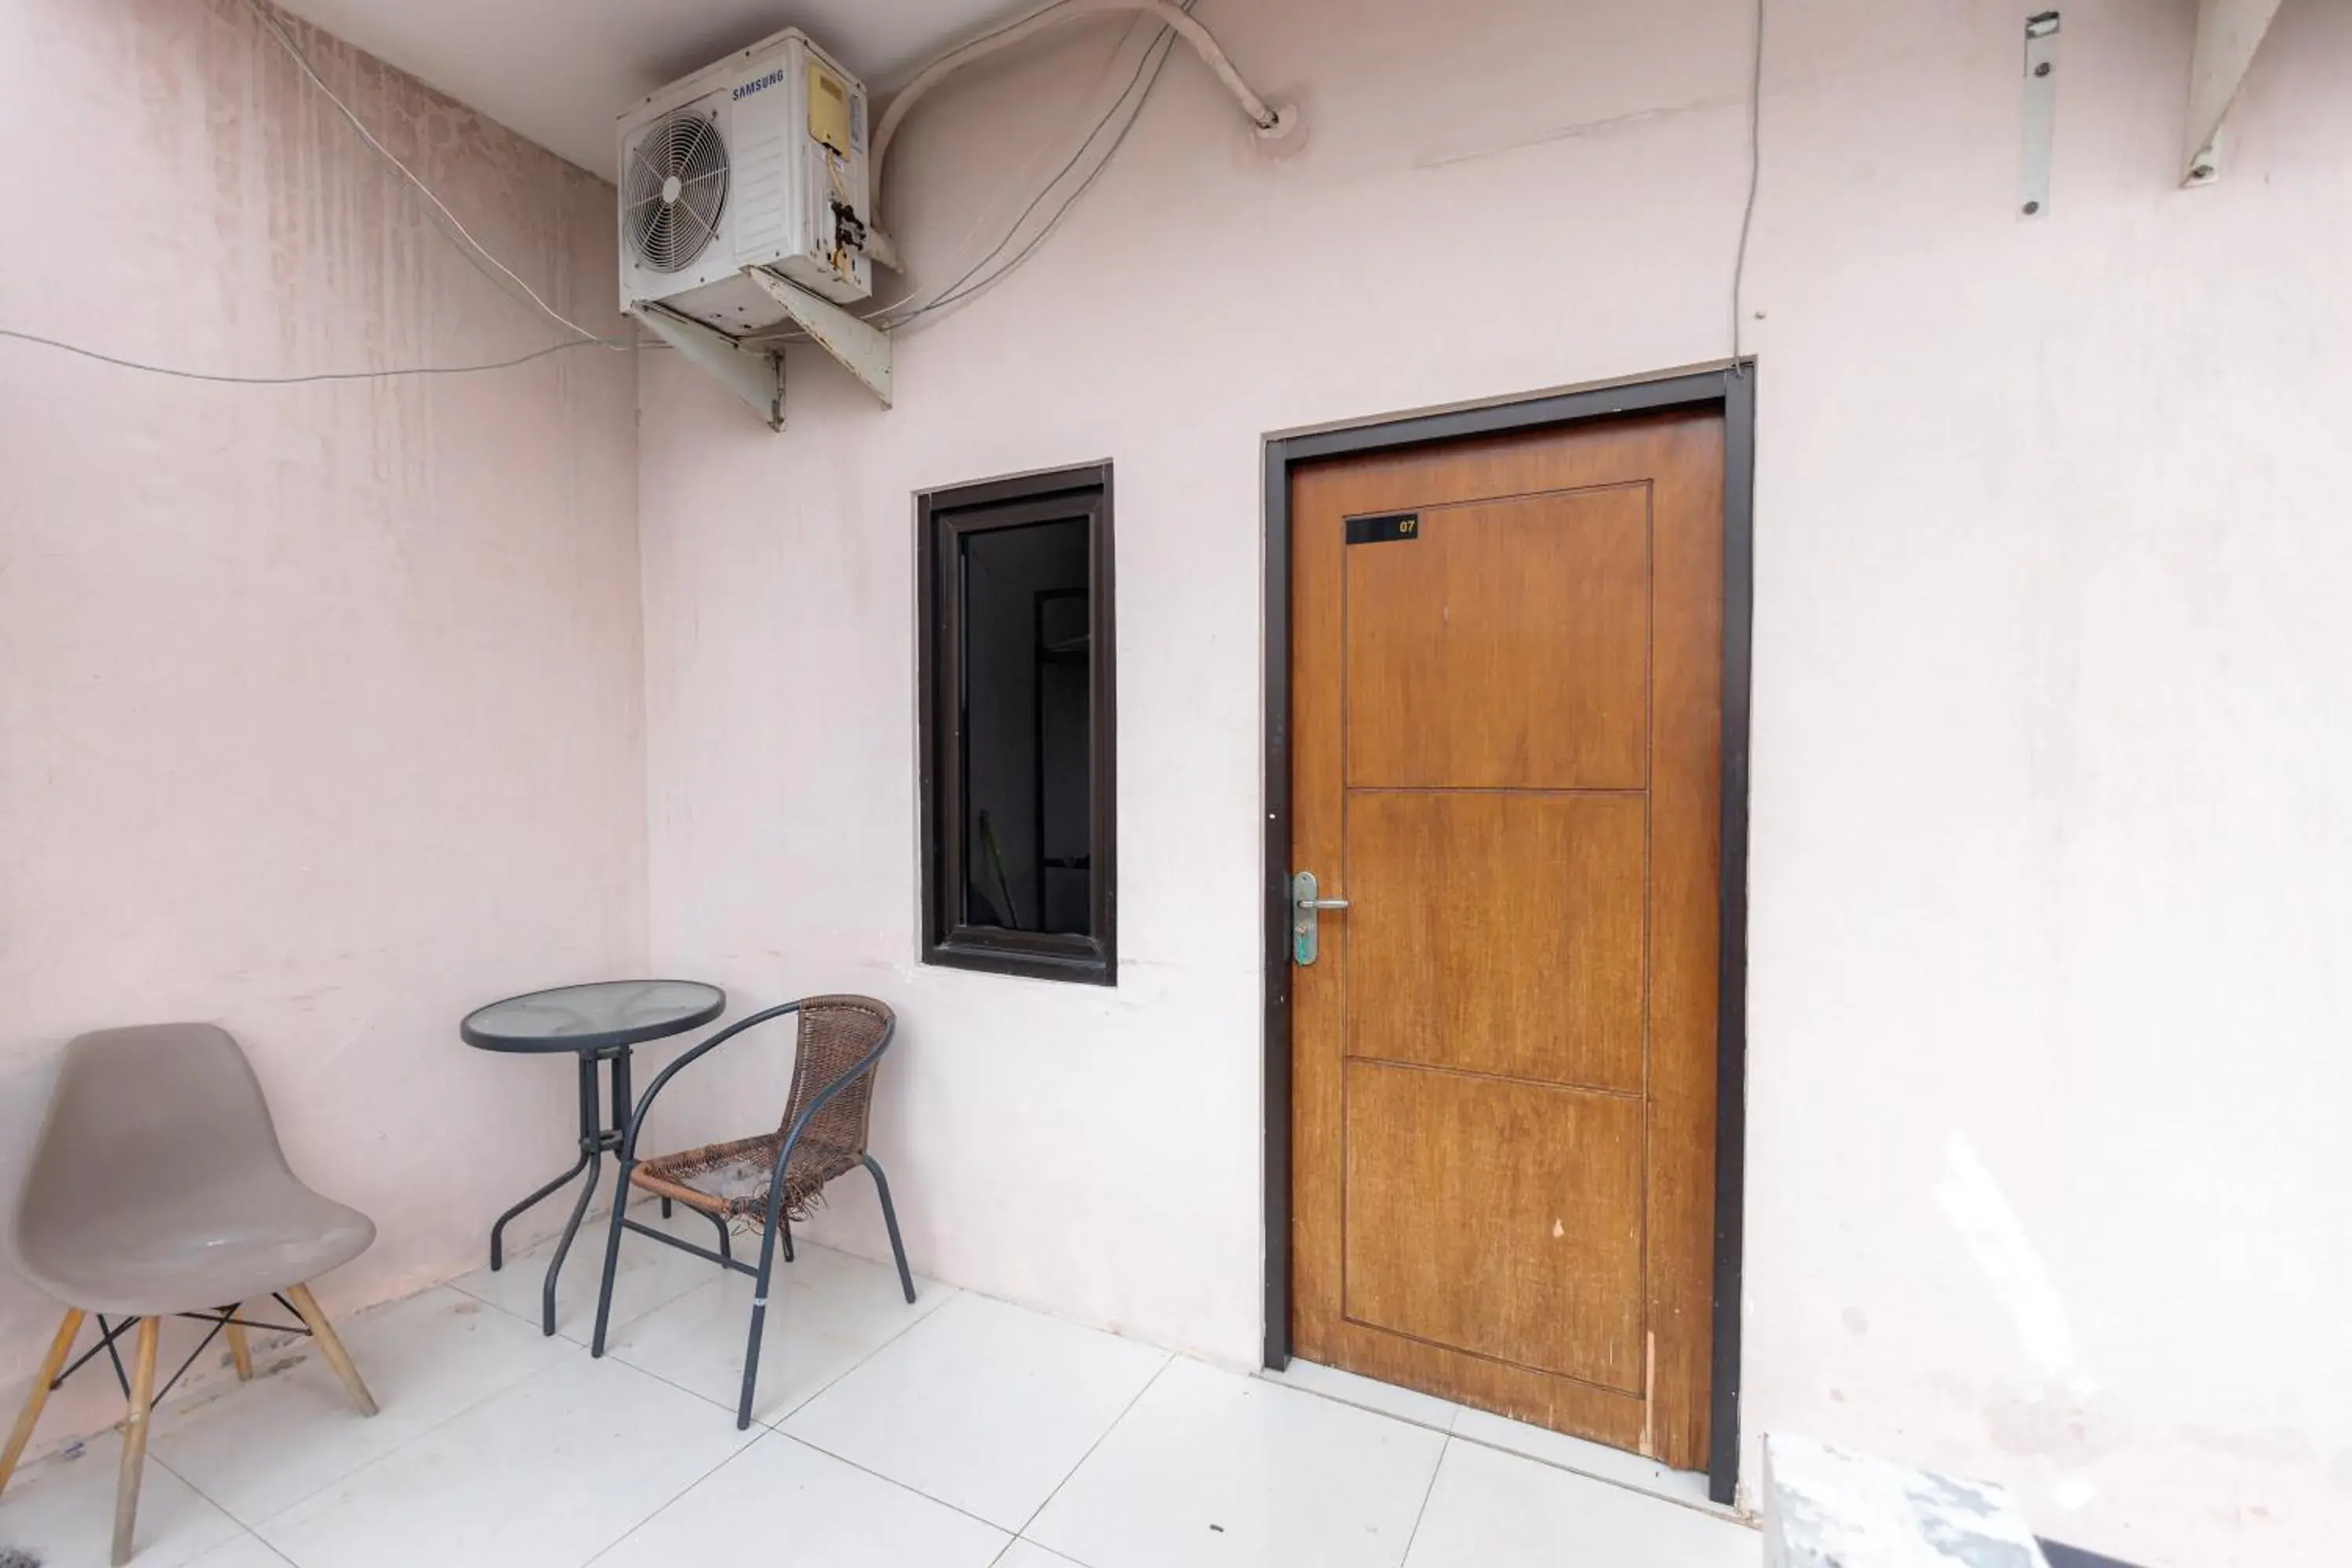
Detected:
left=1345, top=513, right=1420, bottom=546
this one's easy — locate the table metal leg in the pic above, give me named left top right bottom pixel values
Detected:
left=610, top=1046, right=633, bottom=1133
left=487, top=1047, right=641, bottom=1337
left=539, top=1152, right=601, bottom=1336
left=490, top=1151, right=591, bottom=1273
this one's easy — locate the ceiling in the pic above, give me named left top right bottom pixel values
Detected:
left=271, top=0, right=1025, bottom=177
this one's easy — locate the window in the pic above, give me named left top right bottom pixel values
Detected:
left=918, top=464, right=1115, bottom=984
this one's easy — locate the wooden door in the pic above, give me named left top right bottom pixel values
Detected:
left=1288, top=411, right=1723, bottom=1468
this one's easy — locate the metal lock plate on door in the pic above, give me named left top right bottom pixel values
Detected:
left=1291, top=871, right=1349, bottom=965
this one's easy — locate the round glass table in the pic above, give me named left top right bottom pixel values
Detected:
left=462, top=979, right=725, bottom=1335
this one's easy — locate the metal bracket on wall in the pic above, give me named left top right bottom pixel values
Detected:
left=631, top=303, right=786, bottom=431
left=2020, top=12, right=2060, bottom=218
left=743, top=268, right=893, bottom=410
left=2183, top=0, right=2284, bottom=186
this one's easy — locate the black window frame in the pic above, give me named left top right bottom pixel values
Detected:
left=917, top=463, right=1117, bottom=985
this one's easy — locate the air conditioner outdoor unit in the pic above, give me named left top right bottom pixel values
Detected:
left=615, top=26, right=872, bottom=336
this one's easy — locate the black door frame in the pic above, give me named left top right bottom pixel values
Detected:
left=1258, top=364, right=1756, bottom=1507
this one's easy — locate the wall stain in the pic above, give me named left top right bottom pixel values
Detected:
left=1414, top=90, right=1742, bottom=169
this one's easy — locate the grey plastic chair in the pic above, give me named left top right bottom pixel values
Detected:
left=0, top=1024, right=379, bottom=1565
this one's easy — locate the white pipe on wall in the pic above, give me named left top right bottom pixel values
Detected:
left=865, top=0, right=1290, bottom=270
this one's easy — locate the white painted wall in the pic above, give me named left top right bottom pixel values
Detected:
left=0, top=0, right=644, bottom=1446
left=638, top=2, right=2352, bottom=1562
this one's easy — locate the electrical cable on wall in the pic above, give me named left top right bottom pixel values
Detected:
left=863, top=0, right=1293, bottom=274
left=873, top=9, right=1156, bottom=314
left=0, top=329, right=619, bottom=385
left=876, top=0, right=1199, bottom=332
left=241, top=0, right=619, bottom=350
left=1730, top=0, right=1765, bottom=372
left=622, top=0, right=1286, bottom=416
left=710, top=4, right=1194, bottom=351
left=0, top=0, right=626, bottom=386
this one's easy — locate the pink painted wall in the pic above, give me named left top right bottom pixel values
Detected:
left=0, top=0, right=644, bottom=1446
left=637, top=2, right=2352, bottom=1563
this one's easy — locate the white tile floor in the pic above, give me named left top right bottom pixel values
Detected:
left=0, top=1208, right=1760, bottom=1568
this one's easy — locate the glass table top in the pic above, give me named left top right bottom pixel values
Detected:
left=460, top=979, right=725, bottom=1053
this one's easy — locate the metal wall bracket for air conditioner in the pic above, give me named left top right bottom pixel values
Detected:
left=2020, top=12, right=2060, bottom=219
left=630, top=302, right=786, bottom=431
left=743, top=268, right=893, bottom=410
left=2183, top=0, right=2283, bottom=185
left=627, top=270, right=891, bottom=432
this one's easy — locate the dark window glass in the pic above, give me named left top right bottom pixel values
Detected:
left=919, top=466, right=1114, bottom=983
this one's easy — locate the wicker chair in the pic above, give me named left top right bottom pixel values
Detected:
left=586, top=995, right=913, bottom=1427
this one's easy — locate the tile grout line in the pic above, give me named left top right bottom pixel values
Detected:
left=445, top=1195, right=715, bottom=1345
left=579, top=1425, right=769, bottom=1567
left=989, top=1537, right=1087, bottom=1568
left=226, top=1339, right=590, bottom=1537
left=596, top=1338, right=757, bottom=1421
left=480, top=1241, right=985, bottom=1531
left=141, top=1289, right=576, bottom=1528
left=229, top=1331, right=750, bottom=1565
left=220, top=1526, right=304, bottom=1566
left=228, top=1254, right=894, bottom=1566
left=144, top=1450, right=294, bottom=1563
left=1255, top=1367, right=1458, bottom=1437
left=1394, top=1434, right=1450, bottom=1567
left=1007, top=1350, right=1176, bottom=1543
left=557, top=1272, right=959, bottom=1428
left=756, top=1281, right=965, bottom=1436
left=1443, top=1425, right=1754, bottom=1526
left=769, top=1428, right=1018, bottom=1540
left=447, top=1255, right=693, bottom=1349
left=474, top=1219, right=951, bottom=1400
left=1261, top=1366, right=1746, bottom=1526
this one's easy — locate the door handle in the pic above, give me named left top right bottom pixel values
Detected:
left=1291, top=872, right=1348, bottom=966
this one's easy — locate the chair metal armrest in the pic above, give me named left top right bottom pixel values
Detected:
left=619, top=1001, right=804, bottom=1163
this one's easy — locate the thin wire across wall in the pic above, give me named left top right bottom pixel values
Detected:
left=1730, top=0, right=1765, bottom=372
left=877, top=0, right=1195, bottom=333
left=916, top=13, right=1155, bottom=297
left=0, top=0, right=624, bottom=387
left=0, top=328, right=619, bottom=385
left=241, top=0, right=618, bottom=350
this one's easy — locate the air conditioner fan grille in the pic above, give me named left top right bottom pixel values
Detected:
left=625, top=111, right=728, bottom=274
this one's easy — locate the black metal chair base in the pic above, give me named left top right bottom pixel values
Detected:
left=582, top=999, right=919, bottom=1431
left=55, top=1300, right=313, bottom=1407
left=588, top=1157, right=915, bottom=1429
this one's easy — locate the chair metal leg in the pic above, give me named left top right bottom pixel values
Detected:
left=700, top=1206, right=733, bottom=1264
left=781, top=1212, right=794, bottom=1264
left=862, top=1155, right=916, bottom=1305
left=223, top=1304, right=252, bottom=1381
left=737, top=1204, right=794, bottom=1431
left=590, top=1160, right=637, bottom=1357
left=660, top=1197, right=673, bottom=1218
left=111, top=1317, right=158, bottom=1567
left=0, top=1307, right=83, bottom=1498
left=285, top=1284, right=377, bottom=1418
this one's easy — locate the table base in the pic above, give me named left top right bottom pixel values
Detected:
left=485, top=1045, right=728, bottom=1336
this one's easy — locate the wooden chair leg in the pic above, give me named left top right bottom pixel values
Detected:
left=223, top=1305, right=252, bottom=1382
left=285, top=1284, right=376, bottom=1417
left=111, top=1317, right=158, bottom=1567
left=0, top=1307, right=84, bottom=1497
